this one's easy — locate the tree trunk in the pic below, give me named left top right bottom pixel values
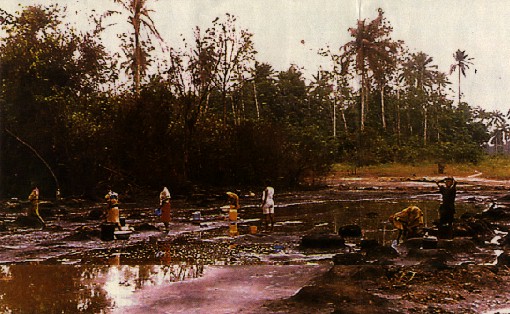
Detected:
left=423, top=105, right=428, bottom=146
left=458, top=67, right=461, bottom=105
left=253, top=81, right=260, bottom=120
left=380, top=86, right=386, bottom=130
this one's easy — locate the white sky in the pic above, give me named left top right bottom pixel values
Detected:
left=3, top=0, right=510, bottom=112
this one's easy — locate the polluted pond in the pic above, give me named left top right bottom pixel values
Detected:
left=2, top=178, right=510, bottom=312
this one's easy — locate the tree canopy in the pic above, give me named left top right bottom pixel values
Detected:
left=0, top=5, right=497, bottom=198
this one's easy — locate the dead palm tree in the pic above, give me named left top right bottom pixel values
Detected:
left=114, top=0, right=164, bottom=95
left=449, top=49, right=474, bottom=105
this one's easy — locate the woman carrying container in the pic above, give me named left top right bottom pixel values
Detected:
left=105, top=189, right=121, bottom=230
left=159, top=187, right=172, bottom=231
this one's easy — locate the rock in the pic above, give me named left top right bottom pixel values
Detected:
left=437, top=238, right=480, bottom=254
left=407, top=248, right=453, bottom=260
left=13, top=215, right=44, bottom=228
left=364, top=245, right=399, bottom=259
left=360, top=239, right=379, bottom=249
left=133, top=223, right=159, bottom=231
left=497, top=252, right=510, bottom=266
left=402, top=238, right=423, bottom=250
left=338, top=224, right=362, bottom=237
left=333, top=252, right=365, bottom=265
left=301, top=233, right=346, bottom=249
left=482, top=205, right=510, bottom=220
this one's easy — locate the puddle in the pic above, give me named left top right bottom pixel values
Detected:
left=0, top=263, right=203, bottom=313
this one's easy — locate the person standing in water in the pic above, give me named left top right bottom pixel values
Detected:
left=261, top=180, right=275, bottom=231
left=105, top=189, right=121, bottom=230
left=28, top=186, right=45, bottom=227
left=436, top=177, right=457, bottom=238
left=226, top=191, right=240, bottom=210
left=159, top=187, right=171, bottom=232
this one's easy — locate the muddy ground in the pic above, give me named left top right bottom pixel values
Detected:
left=2, top=173, right=510, bottom=313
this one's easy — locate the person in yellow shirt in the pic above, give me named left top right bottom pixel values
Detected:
left=389, top=205, right=424, bottom=243
left=28, top=186, right=45, bottom=227
left=226, top=192, right=240, bottom=210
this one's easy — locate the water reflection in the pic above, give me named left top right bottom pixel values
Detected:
left=0, top=262, right=203, bottom=313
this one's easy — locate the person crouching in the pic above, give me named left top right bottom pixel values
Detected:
left=389, top=205, right=424, bottom=244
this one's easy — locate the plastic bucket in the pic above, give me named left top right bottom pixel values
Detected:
left=192, top=211, right=201, bottom=221
left=250, top=225, right=257, bottom=234
left=100, top=223, right=116, bottom=241
left=229, top=209, right=237, bottom=221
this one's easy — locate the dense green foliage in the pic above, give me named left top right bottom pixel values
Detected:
left=0, top=5, right=498, bottom=198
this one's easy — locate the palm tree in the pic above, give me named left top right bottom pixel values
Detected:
left=449, top=49, right=474, bottom=105
left=340, top=8, right=397, bottom=131
left=400, top=52, right=438, bottom=145
left=114, top=0, right=164, bottom=95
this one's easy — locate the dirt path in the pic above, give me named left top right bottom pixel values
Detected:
left=115, top=265, right=329, bottom=314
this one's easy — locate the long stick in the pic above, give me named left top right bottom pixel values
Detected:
left=5, top=128, right=60, bottom=194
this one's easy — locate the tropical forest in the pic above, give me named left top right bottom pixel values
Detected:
left=0, top=4, right=503, bottom=198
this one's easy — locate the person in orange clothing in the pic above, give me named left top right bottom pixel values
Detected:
left=226, top=191, right=240, bottom=210
left=389, top=205, right=424, bottom=243
left=105, top=189, right=121, bottom=230
left=159, top=187, right=172, bottom=231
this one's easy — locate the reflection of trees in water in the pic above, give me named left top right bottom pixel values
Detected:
left=118, top=264, right=204, bottom=290
left=161, top=264, right=204, bottom=282
left=0, top=265, right=112, bottom=313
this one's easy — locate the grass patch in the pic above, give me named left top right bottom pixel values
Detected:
left=332, top=155, right=510, bottom=179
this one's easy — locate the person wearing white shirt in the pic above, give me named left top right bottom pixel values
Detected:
left=261, top=180, right=275, bottom=231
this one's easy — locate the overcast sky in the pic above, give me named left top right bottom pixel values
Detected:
left=3, top=0, right=510, bottom=112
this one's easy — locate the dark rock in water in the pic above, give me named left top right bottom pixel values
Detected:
left=332, top=253, right=365, bottom=265
left=402, top=238, right=423, bottom=250
left=360, top=239, right=379, bottom=249
left=420, top=256, right=451, bottom=271
left=338, top=224, right=362, bottom=237
left=301, top=233, right=346, bottom=249
left=482, top=205, right=510, bottom=220
left=437, top=238, right=480, bottom=254
left=497, top=252, right=510, bottom=266
left=133, top=222, right=159, bottom=231
left=407, top=248, right=453, bottom=261
left=88, top=209, right=104, bottom=220
left=364, top=245, right=399, bottom=259
left=14, top=215, right=44, bottom=228
left=422, top=236, right=438, bottom=249
left=454, top=218, right=494, bottom=240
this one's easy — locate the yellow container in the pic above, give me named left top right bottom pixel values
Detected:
left=229, top=223, right=238, bottom=236
left=229, top=209, right=238, bottom=221
left=250, top=225, right=257, bottom=234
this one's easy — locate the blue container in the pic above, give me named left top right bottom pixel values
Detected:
left=192, top=211, right=201, bottom=221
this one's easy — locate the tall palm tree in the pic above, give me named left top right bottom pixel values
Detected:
left=400, top=52, right=438, bottom=145
left=340, top=8, right=397, bottom=131
left=449, top=49, right=474, bottom=105
left=114, top=0, right=164, bottom=95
